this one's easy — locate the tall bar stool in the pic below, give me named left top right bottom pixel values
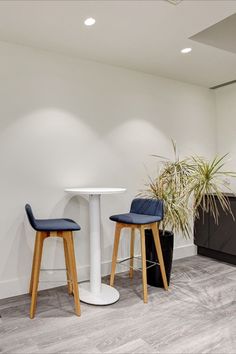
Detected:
left=25, top=204, right=81, bottom=319
left=109, top=198, right=168, bottom=303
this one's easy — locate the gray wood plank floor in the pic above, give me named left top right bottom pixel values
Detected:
left=0, top=255, right=235, bottom=354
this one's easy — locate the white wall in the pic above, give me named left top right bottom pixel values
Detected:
left=215, top=83, right=236, bottom=190
left=0, top=41, right=216, bottom=299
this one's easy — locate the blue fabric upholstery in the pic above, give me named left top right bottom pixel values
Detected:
left=110, top=198, right=164, bottom=225
left=110, top=213, right=162, bottom=224
left=130, top=198, right=164, bottom=218
left=25, top=204, right=81, bottom=231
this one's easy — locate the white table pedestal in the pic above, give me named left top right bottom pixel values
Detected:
left=80, top=194, right=119, bottom=305
left=65, top=187, right=126, bottom=305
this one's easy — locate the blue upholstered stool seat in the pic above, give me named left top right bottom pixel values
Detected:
left=110, top=213, right=161, bottom=225
left=110, top=198, right=164, bottom=225
left=25, top=204, right=81, bottom=231
left=32, top=218, right=81, bottom=231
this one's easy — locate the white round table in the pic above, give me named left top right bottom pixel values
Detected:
left=65, top=187, right=126, bottom=305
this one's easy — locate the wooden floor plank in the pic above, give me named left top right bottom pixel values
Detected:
left=0, top=255, right=235, bottom=354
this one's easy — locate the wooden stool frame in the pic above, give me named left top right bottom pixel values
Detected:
left=29, top=231, right=80, bottom=319
left=110, top=222, right=168, bottom=303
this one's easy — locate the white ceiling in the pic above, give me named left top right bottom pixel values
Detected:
left=0, top=0, right=236, bottom=87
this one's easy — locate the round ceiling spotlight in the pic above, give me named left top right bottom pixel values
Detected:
left=181, top=48, right=192, bottom=54
left=84, top=17, right=96, bottom=26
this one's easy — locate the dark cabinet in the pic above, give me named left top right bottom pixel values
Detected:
left=194, top=195, right=236, bottom=265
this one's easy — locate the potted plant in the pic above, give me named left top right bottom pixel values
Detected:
left=143, top=141, right=236, bottom=287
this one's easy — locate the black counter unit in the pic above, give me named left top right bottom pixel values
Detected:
left=194, top=194, right=236, bottom=265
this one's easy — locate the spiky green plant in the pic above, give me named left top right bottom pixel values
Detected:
left=145, top=141, right=194, bottom=238
left=188, top=154, right=236, bottom=222
left=144, top=141, right=236, bottom=239
left=147, top=175, right=192, bottom=238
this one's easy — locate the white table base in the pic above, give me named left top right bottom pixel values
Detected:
left=65, top=187, right=126, bottom=306
left=79, top=283, right=120, bottom=305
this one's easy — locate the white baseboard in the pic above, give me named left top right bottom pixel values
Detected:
left=0, top=262, right=110, bottom=300
left=0, top=244, right=197, bottom=300
left=173, top=244, right=197, bottom=260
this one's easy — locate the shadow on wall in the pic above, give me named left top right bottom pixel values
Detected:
left=0, top=42, right=211, bottom=140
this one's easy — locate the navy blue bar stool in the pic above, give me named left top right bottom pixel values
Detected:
left=109, top=198, right=168, bottom=303
left=25, top=204, right=81, bottom=318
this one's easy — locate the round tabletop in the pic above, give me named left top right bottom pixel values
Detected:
left=65, top=187, right=126, bottom=195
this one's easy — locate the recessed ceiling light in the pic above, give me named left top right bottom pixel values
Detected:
left=84, top=17, right=96, bottom=26
left=181, top=47, right=192, bottom=54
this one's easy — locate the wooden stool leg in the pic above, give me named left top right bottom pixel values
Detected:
left=29, top=231, right=39, bottom=295
left=65, top=232, right=81, bottom=316
left=110, top=223, right=121, bottom=287
left=129, top=228, right=135, bottom=279
left=63, top=238, right=73, bottom=295
left=30, top=232, right=46, bottom=319
left=140, top=226, right=148, bottom=303
left=151, top=223, right=168, bottom=290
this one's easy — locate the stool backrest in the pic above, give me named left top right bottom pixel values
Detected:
left=130, top=198, right=164, bottom=219
left=25, top=204, right=37, bottom=230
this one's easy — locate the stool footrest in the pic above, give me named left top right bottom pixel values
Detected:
left=39, top=280, right=73, bottom=283
left=41, top=268, right=67, bottom=271
left=117, top=256, right=159, bottom=272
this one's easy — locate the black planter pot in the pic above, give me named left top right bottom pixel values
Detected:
left=145, top=229, right=174, bottom=287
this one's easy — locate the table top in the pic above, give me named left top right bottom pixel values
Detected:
left=65, top=187, right=126, bottom=195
